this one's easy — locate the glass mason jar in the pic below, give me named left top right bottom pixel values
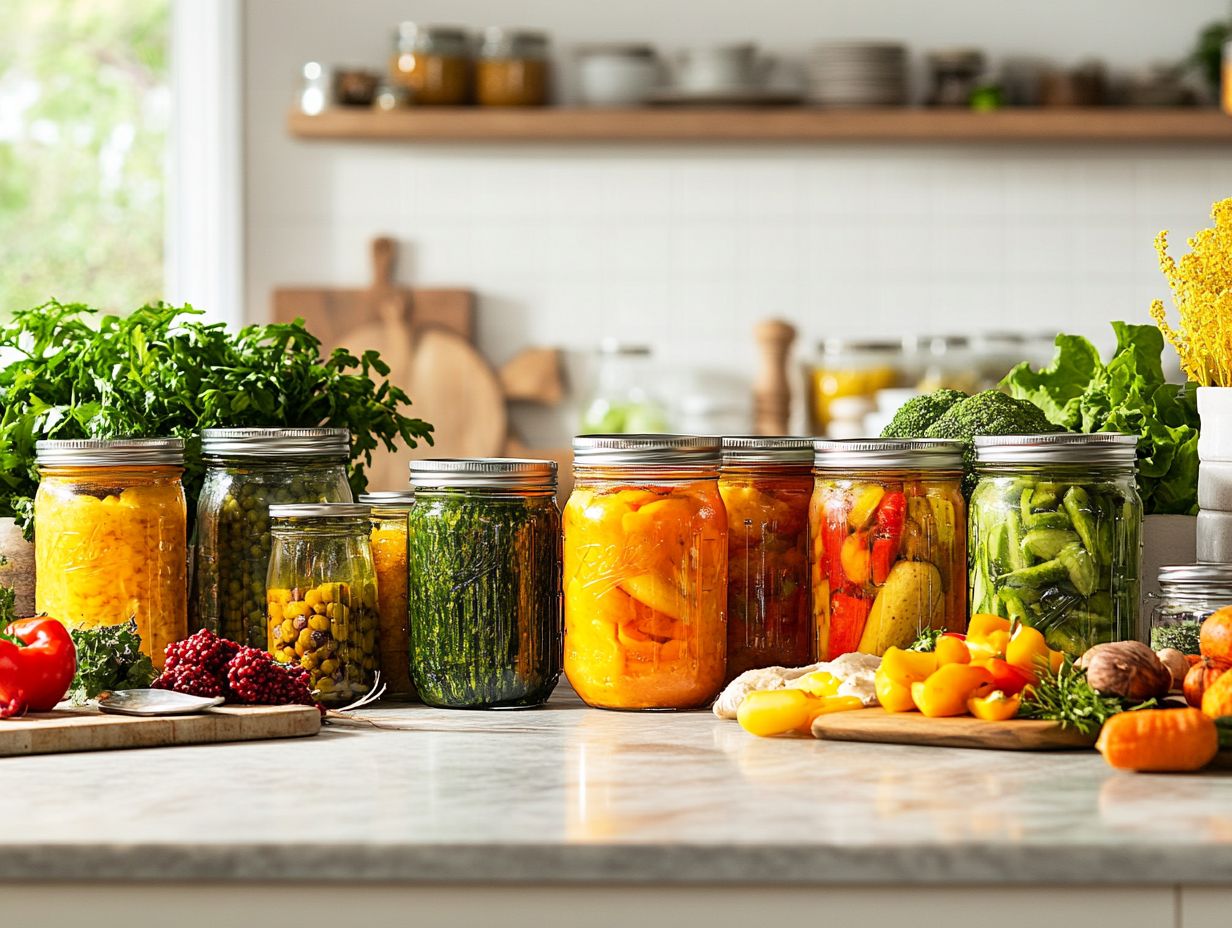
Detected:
left=719, top=437, right=814, bottom=679
left=34, top=439, right=187, bottom=667
left=970, top=433, right=1142, bottom=656
left=564, top=435, right=727, bottom=710
left=580, top=341, right=669, bottom=434
left=811, top=439, right=966, bottom=659
left=1148, top=563, right=1232, bottom=654
left=806, top=338, right=904, bottom=437
left=407, top=459, right=562, bottom=709
left=475, top=27, right=550, bottom=106
left=359, top=491, right=416, bottom=700
left=390, top=22, right=470, bottom=105
left=266, top=503, right=379, bottom=706
left=195, top=428, right=352, bottom=646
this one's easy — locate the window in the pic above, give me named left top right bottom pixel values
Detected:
left=0, top=0, right=170, bottom=315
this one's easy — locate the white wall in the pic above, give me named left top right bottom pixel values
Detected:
left=243, top=0, right=1232, bottom=442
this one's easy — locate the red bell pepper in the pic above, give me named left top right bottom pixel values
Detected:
left=828, top=593, right=872, bottom=658
left=875, top=491, right=906, bottom=537
left=0, top=617, right=77, bottom=717
left=985, top=658, right=1035, bottom=697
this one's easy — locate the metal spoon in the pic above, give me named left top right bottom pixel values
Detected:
left=97, top=689, right=225, bottom=717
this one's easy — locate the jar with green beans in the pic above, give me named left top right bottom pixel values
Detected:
left=969, top=433, right=1142, bottom=656
left=408, top=458, right=562, bottom=709
left=266, top=503, right=379, bottom=705
left=195, top=428, right=352, bottom=646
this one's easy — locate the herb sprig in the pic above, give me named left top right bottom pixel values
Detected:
left=67, top=619, right=156, bottom=703
left=1019, top=657, right=1156, bottom=736
left=0, top=301, right=434, bottom=536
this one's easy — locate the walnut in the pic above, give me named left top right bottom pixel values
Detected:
left=1078, top=641, right=1172, bottom=701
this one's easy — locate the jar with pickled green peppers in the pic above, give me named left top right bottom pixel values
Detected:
left=810, top=439, right=967, bottom=660
left=408, top=459, right=562, bottom=709
left=970, top=433, right=1142, bottom=656
left=266, top=503, right=380, bottom=705
left=719, top=437, right=814, bottom=680
left=195, top=428, right=352, bottom=646
left=358, top=491, right=416, bottom=700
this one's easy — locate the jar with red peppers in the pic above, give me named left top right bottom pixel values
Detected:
left=810, top=439, right=966, bottom=659
left=718, top=437, right=814, bottom=680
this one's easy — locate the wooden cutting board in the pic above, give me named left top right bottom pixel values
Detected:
left=0, top=705, right=322, bottom=757
left=811, top=707, right=1096, bottom=751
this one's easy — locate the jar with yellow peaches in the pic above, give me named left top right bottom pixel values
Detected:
left=34, top=438, right=188, bottom=667
left=266, top=503, right=379, bottom=706
left=810, top=439, right=966, bottom=660
left=564, top=435, right=727, bottom=710
left=719, top=437, right=814, bottom=680
left=358, top=492, right=416, bottom=700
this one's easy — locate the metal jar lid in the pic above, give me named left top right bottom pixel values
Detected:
left=269, top=503, right=372, bottom=520
left=36, top=438, right=185, bottom=467
left=721, top=436, right=814, bottom=465
left=409, top=458, right=557, bottom=490
left=357, top=491, right=417, bottom=506
left=573, top=434, right=721, bottom=467
left=974, top=433, right=1137, bottom=466
left=1157, top=563, right=1232, bottom=596
left=202, top=427, right=350, bottom=459
left=395, top=22, right=469, bottom=56
left=479, top=27, right=549, bottom=59
left=813, top=438, right=963, bottom=471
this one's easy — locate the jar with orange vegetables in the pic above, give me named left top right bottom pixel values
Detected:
left=34, top=439, right=188, bottom=667
left=359, top=491, right=416, bottom=700
left=719, top=437, right=813, bottom=680
left=810, top=439, right=966, bottom=660
left=564, top=435, right=727, bottom=710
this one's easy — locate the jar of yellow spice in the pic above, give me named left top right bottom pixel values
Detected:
left=34, top=439, right=188, bottom=667
left=359, top=491, right=416, bottom=700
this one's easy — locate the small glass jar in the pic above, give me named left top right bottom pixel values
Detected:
left=719, top=437, right=814, bottom=679
left=390, top=22, right=470, bottom=105
left=475, top=28, right=550, bottom=106
left=811, top=439, right=966, bottom=659
left=564, top=435, right=727, bottom=710
left=408, top=459, right=562, bottom=709
left=580, top=341, right=668, bottom=434
left=359, top=491, right=416, bottom=700
left=266, top=503, right=379, bottom=706
left=195, top=428, right=352, bottom=647
left=34, top=439, right=187, bottom=667
left=806, top=338, right=904, bottom=437
left=1148, top=564, right=1232, bottom=654
left=970, top=434, right=1142, bottom=656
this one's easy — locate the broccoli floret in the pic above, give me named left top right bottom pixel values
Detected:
left=880, top=388, right=968, bottom=438
left=923, top=389, right=1063, bottom=496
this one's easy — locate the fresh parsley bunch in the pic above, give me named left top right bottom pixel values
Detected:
left=0, top=301, right=434, bottom=536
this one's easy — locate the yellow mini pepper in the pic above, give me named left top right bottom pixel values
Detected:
left=966, top=613, right=1011, bottom=662
left=874, top=647, right=938, bottom=713
left=737, top=689, right=864, bottom=737
left=910, top=663, right=994, bottom=718
left=935, top=635, right=970, bottom=666
left=968, top=690, right=1021, bottom=722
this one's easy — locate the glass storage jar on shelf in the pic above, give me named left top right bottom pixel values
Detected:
left=34, top=439, right=187, bottom=667
left=719, top=437, right=814, bottom=679
left=195, top=428, right=352, bottom=647
left=806, top=338, right=904, bottom=437
left=390, top=22, right=470, bottom=105
left=407, top=459, right=561, bottom=709
left=564, top=435, right=727, bottom=710
left=1148, top=564, right=1232, bottom=654
left=970, top=433, right=1142, bottom=656
left=359, top=491, right=416, bottom=700
left=475, top=28, right=550, bottom=106
left=811, top=439, right=966, bottom=660
left=266, top=504, right=379, bottom=706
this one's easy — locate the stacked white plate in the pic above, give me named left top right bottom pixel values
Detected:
left=807, top=41, right=908, bottom=107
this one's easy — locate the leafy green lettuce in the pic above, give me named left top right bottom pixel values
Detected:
left=1002, top=322, right=1199, bottom=515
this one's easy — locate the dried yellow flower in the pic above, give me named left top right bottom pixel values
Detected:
left=1151, top=197, right=1232, bottom=387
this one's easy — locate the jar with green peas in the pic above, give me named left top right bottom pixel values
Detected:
left=266, top=503, right=380, bottom=705
left=194, top=428, right=352, bottom=646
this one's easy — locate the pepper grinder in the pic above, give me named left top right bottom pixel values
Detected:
left=752, top=318, right=796, bottom=436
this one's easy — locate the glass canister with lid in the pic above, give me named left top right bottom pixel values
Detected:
left=970, top=433, right=1142, bottom=656
left=719, top=437, right=814, bottom=679
left=1148, top=563, right=1232, bottom=654
left=475, top=28, right=551, bottom=106
left=195, top=428, right=353, bottom=647
left=407, top=459, right=562, bottom=709
left=35, top=438, right=188, bottom=667
left=266, top=503, right=379, bottom=706
left=811, top=439, right=966, bottom=660
left=359, top=491, right=416, bottom=700
left=390, top=22, right=471, bottom=105
left=806, top=338, right=904, bottom=437
left=563, top=435, right=727, bottom=710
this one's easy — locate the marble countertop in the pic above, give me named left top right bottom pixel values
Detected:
left=5, top=688, right=1232, bottom=885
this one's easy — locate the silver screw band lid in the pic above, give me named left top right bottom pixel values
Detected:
left=572, top=434, right=721, bottom=466
left=202, top=427, right=350, bottom=459
left=36, top=438, right=185, bottom=467
left=409, top=458, right=557, bottom=490
left=813, top=438, right=964, bottom=470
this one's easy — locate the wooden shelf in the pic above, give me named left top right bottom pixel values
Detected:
left=287, top=106, right=1232, bottom=143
